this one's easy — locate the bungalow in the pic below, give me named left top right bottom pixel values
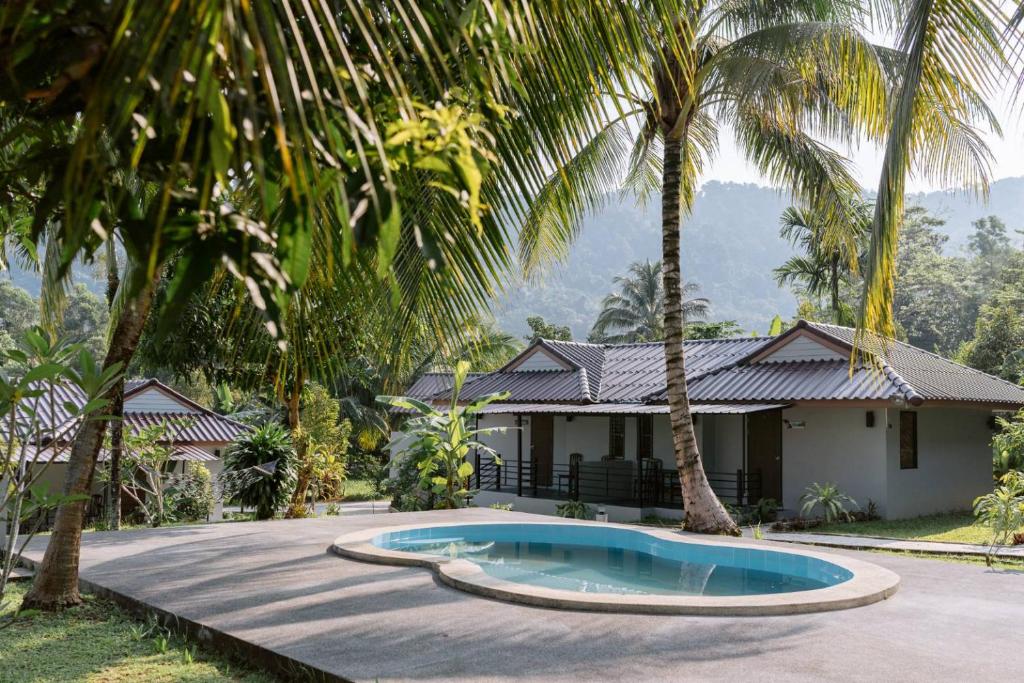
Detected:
left=23, top=379, right=248, bottom=525
left=404, top=321, right=1024, bottom=521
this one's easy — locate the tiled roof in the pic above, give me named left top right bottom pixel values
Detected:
left=126, top=411, right=247, bottom=443
left=412, top=321, right=1024, bottom=409
left=405, top=372, right=484, bottom=399
left=14, top=378, right=248, bottom=450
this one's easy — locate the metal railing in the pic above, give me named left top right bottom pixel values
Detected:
left=475, top=453, right=761, bottom=508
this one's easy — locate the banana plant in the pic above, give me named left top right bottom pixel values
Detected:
left=378, top=361, right=510, bottom=509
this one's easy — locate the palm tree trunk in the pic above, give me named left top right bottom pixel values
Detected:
left=105, top=240, right=124, bottom=530
left=22, top=273, right=158, bottom=611
left=285, top=379, right=310, bottom=517
left=661, top=135, right=738, bottom=536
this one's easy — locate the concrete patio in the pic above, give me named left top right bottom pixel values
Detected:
left=19, top=509, right=1024, bottom=681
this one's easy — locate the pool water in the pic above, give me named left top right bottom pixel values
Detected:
left=373, top=523, right=852, bottom=596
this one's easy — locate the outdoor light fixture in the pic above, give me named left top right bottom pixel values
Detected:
left=784, top=419, right=806, bottom=430
left=866, top=411, right=875, bottom=428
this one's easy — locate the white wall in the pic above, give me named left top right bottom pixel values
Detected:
left=512, top=349, right=566, bottom=371
left=780, top=406, right=888, bottom=516
left=758, top=335, right=845, bottom=363
left=705, top=414, right=743, bottom=473
left=125, top=387, right=192, bottom=413
left=884, top=406, right=994, bottom=518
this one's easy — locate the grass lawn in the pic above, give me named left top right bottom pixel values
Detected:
left=0, top=583, right=276, bottom=683
left=814, top=512, right=1023, bottom=545
left=338, top=479, right=387, bottom=502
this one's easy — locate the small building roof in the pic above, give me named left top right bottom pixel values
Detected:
left=411, top=321, right=1024, bottom=411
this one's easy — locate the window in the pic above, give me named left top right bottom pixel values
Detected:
left=637, top=415, right=653, bottom=459
left=900, top=411, right=917, bottom=469
left=608, top=415, right=625, bottom=459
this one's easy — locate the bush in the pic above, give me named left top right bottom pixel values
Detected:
left=555, top=500, right=591, bottom=519
left=799, top=482, right=856, bottom=523
left=222, top=423, right=297, bottom=520
left=165, top=463, right=214, bottom=522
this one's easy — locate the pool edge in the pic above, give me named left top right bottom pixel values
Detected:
left=330, top=520, right=901, bottom=617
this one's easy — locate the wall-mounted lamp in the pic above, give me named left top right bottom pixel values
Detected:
left=865, top=411, right=875, bottom=428
left=566, top=415, right=575, bottom=422
left=784, top=419, right=806, bottom=430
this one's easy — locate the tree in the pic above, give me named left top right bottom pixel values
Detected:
left=968, top=215, right=1014, bottom=294
left=774, top=203, right=868, bottom=325
left=525, top=316, right=572, bottom=343
left=591, top=259, right=708, bottom=343
left=378, top=361, right=508, bottom=510
left=58, top=284, right=109, bottom=362
left=222, top=424, right=297, bottom=521
left=957, top=253, right=1024, bottom=383
left=0, top=281, right=38, bottom=340
left=858, top=0, right=1007, bottom=348
left=893, top=208, right=978, bottom=355
left=684, top=321, right=745, bottom=340
left=520, top=3, right=890, bottom=534
left=287, top=382, right=351, bottom=516
left=5, top=1, right=692, bottom=608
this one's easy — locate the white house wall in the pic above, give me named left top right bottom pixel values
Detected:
left=757, top=334, right=846, bottom=363
left=780, top=406, right=888, bottom=516
left=884, top=407, right=994, bottom=518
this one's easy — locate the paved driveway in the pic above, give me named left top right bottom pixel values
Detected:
left=20, top=509, right=1024, bottom=681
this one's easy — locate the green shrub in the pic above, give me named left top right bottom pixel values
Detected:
left=165, top=463, right=214, bottom=522
left=222, top=424, right=297, bottom=520
left=555, top=500, right=591, bottom=519
left=799, top=482, right=856, bottom=523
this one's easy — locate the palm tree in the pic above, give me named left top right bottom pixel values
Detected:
left=591, top=259, right=708, bottom=343
left=859, top=1, right=1009, bottom=348
left=521, top=3, right=891, bottom=534
left=774, top=203, right=869, bottom=325
left=3, top=1, right=696, bottom=608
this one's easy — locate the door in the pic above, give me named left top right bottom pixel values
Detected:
left=745, top=409, right=782, bottom=503
left=530, top=415, right=554, bottom=487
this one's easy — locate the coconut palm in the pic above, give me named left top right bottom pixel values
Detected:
left=591, top=259, right=708, bottom=343
left=521, top=2, right=892, bottom=534
left=859, top=1, right=1009, bottom=348
left=4, top=1, right=695, bottom=609
left=774, top=203, right=870, bottom=325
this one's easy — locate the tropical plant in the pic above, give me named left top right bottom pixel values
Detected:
left=973, top=471, right=1024, bottom=566
left=752, top=498, right=780, bottom=524
left=0, top=329, right=121, bottom=601
left=775, top=203, right=869, bottom=325
left=591, top=260, right=709, bottom=343
left=858, top=0, right=1008, bottom=349
left=684, top=321, right=746, bottom=340
left=378, top=361, right=509, bottom=510
left=524, top=316, right=572, bottom=343
left=287, top=383, right=351, bottom=516
left=992, top=411, right=1024, bottom=480
left=555, top=500, right=592, bottom=520
left=520, top=2, right=892, bottom=534
left=165, top=463, right=214, bottom=523
left=100, top=418, right=192, bottom=527
left=5, top=0, right=695, bottom=609
left=222, top=424, right=297, bottom=521
left=799, top=482, right=857, bottom=523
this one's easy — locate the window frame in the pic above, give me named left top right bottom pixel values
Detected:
left=608, top=415, right=625, bottom=459
left=899, top=410, right=918, bottom=470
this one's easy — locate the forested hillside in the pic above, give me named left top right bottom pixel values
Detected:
left=494, top=180, right=1024, bottom=339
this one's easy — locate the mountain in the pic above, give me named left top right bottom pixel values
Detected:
left=491, top=179, right=1024, bottom=340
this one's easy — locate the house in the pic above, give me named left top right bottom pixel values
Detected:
left=402, top=321, right=1024, bottom=521
left=25, top=379, right=248, bottom=525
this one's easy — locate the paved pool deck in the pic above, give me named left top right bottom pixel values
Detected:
left=758, top=529, right=1024, bottom=559
left=20, top=509, right=1024, bottom=682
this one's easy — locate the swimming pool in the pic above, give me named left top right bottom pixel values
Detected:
left=372, top=523, right=851, bottom=596
left=332, top=517, right=900, bottom=615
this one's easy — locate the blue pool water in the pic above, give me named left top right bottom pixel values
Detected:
left=373, top=523, right=853, bottom=596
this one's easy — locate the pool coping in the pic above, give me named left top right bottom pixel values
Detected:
left=331, top=519, right=900, bottom=616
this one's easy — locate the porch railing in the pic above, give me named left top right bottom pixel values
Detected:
left=475, top=454, right=761, bottom=508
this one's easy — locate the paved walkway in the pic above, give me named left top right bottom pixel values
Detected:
left=753, top=530, right=1024, bottom=559
left=19, top=509, right=1024, bottom=681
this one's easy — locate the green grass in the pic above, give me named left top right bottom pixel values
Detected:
left=814, top=512, right=1024, bottom=545
left=0, top=583, right=277, bottom=683
left=337, top=479, right=388, bottom=502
